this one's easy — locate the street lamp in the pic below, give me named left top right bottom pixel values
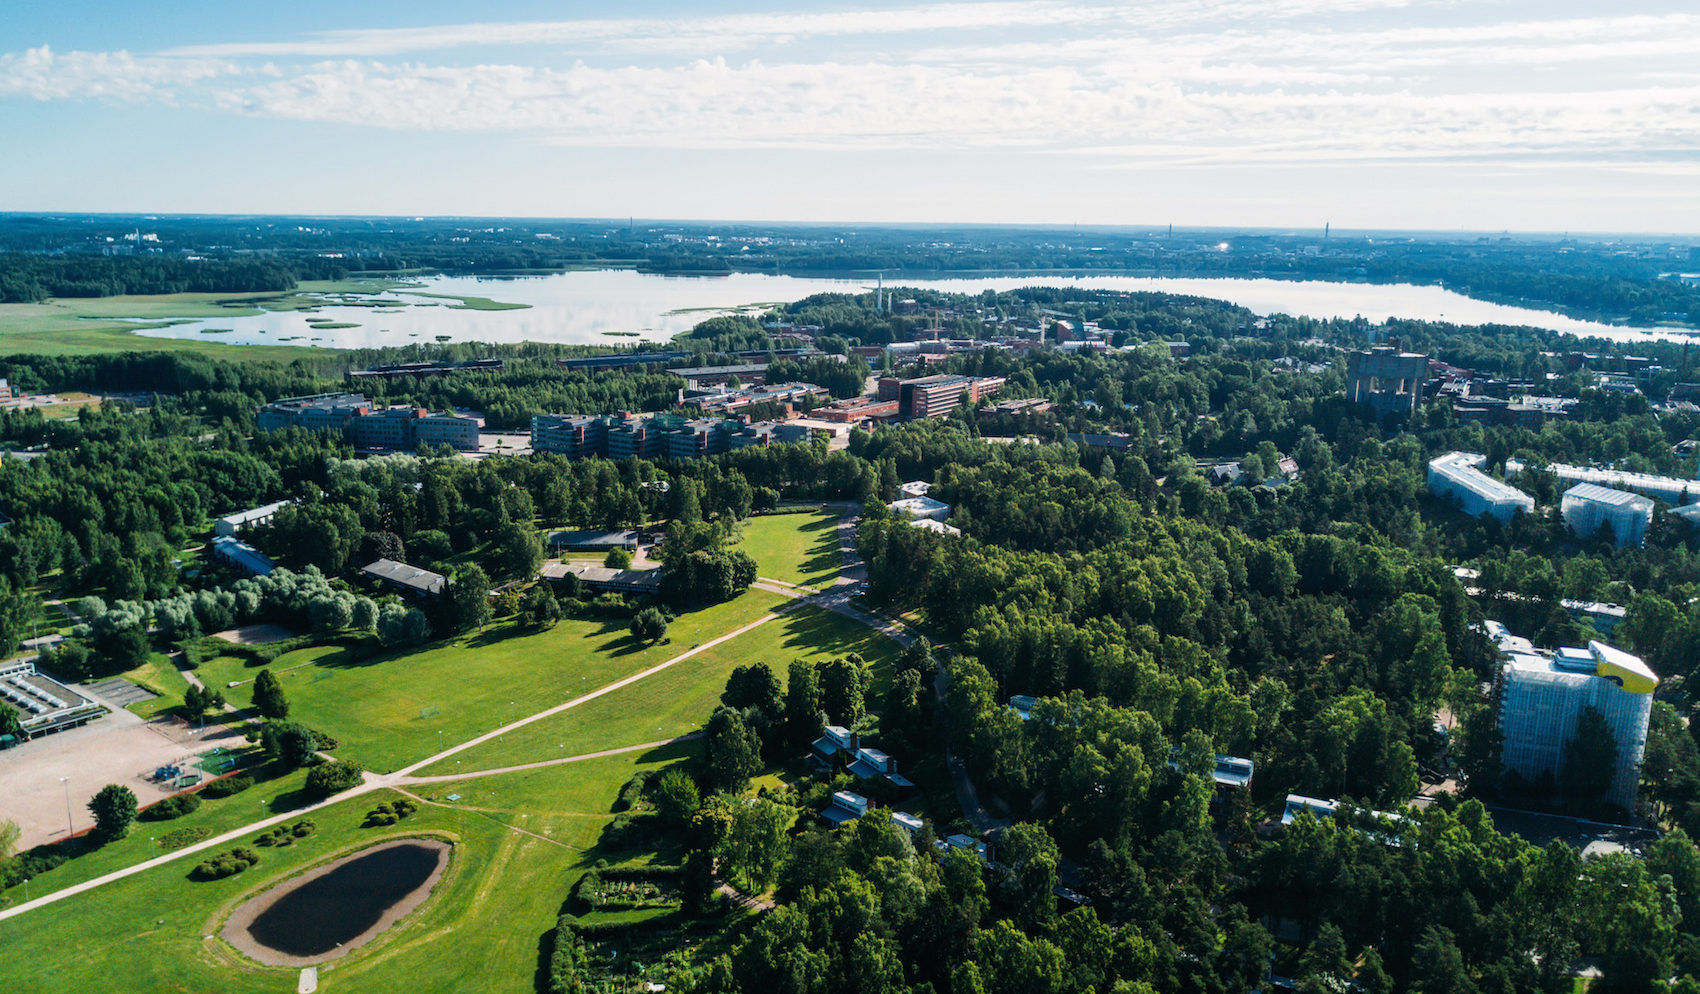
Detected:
left=59, top=776, right=72, bottom=837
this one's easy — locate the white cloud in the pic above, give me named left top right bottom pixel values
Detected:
left=1, top=0, right=1696, bottom=176
left=0, top=45, right=235, bottom=101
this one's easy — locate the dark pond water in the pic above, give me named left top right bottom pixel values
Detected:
left=246, top=843, right=441, bottom=957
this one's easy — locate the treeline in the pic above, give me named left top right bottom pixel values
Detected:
left=0, top=253, right=347, bottom=303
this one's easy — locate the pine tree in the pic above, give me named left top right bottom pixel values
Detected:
left=252, top=668, right=289, bottom=719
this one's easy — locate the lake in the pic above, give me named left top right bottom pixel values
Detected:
left=129, top=269, right=1692, bottom=349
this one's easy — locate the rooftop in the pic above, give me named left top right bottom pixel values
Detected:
left=1563, top=482, right=1655, bottom=510
left=361, top=558, right=446, bottom=594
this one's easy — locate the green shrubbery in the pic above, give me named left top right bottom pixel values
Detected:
left=191, top=847, right=260, bottom=881
left=139, top=793, right=202, bottom=821
left=304, top=760, right=363, bottom=798
left=363, top=799, right=417, bottom=826
left=198, top=774, right=253, bottom=799
left=155, top=826, right=213, bottom=851
left=254, top=820, right=315, bottom=847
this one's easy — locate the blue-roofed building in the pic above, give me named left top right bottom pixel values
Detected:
left=210, top=535, right=275, bottom=577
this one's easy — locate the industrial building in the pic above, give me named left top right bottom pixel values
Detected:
left=1561, top=483, right=1654, bottom=548
left=1493, top=629, right=1657, bottom=809
left=1346, top=346, right=1428, bottom=418
left=256, top=393, right=480, bottom=451
left=1427, top=452, right=1534, bottom=522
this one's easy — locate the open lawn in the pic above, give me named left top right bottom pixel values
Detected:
left=195, top=592, right=787, bottom=774
left=737, top=509, right=843, bottom=589
left=418, top=604, right=897, bottom=776
left=0, top=746, right=693, bottom=993
left=115, top=652, right=193, bottom=719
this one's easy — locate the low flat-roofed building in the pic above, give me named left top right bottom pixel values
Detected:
left=209, top=535, right=276, bottom=577
left=822, top=790, right=871, bottom=827
left=549, top=529, right=639, bottom=552
left=908, top=518, right=962, bottom=537
left=541, top=562, right=663, bottom=594
left=214, top=500, right=291, bottom=538
left=1561, top=483, right=1654, bottom=548
left=899, top=481, right=931, bottom=498
left=361, top=558, right=447, bottom=597
left=888, top=496, right=950, bottom=521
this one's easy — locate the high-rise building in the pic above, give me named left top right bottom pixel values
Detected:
left=1561, top=483, right=1654, bottom=548
left=1428, top=452, right=1534, bottom=522
left=1346, top=346, right=1428, bottom=418
left=1494, top=631, right=1657, bottom=808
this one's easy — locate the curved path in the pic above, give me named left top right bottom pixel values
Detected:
left=0, top=510, right=994, bottom=929
left=0, top=606, right=793, bottom=924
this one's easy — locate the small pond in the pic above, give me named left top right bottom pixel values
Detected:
left=226, top=839, right=450, bottom=964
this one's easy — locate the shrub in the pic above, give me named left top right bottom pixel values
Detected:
left=88, top=784, right=139, bottom=839
left=255, top=820, right=315, bottom=847
left=304, top=760, right=364, bottom=798
left=140, top=793, right=202, bottom=822
left=199, top=775, right=253, bottom=799
left=0, top=848, right=68, bottom=888
left=191, top=846, right=260, bottom=880
left=363, top=799, right=418, bottom=827
left=156, top=826, right=214, bottom=851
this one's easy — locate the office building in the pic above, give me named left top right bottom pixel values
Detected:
left=531, top=414, right=608, bottom=460
left=877, top=374, right=1006, bottom=419
left=1561, top=483, right=1654, bottom=548
left=257, top=394, right=479, bottom=451
left=1428, top=452, right=1534, bottom=522
left=0, top=378, right=10, bottom=402
left=1496, top=635, right=1657, bottom=808
left=1346, top=346, right=1428, bottom=418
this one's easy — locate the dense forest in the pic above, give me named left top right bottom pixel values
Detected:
left=2, top=213, right=1697, bottom=324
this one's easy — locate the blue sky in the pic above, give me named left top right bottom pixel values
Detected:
left=3, top=0, right=1697, bottom=232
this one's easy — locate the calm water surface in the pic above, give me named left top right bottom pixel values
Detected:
left=128, top=269, right=1690, bottom=349
left=245, top=843, right=441, bottom=957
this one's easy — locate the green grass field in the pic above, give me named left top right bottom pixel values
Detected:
left=736, top=509, right=843, bottom=589
left=417, top=603, right=896, bottom=776
left=196, top=592, right=787, bottom=774
left=115, top=652, right=194, bottom=719
left=0, top=278, right=523, bottom=358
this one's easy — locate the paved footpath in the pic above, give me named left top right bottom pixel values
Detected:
left=0, top=606, right=792, bottom=924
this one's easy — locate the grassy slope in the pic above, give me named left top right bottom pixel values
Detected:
left=115, top=652, right=193, bottom=720
left=736, top=510, right=844, bottom=590
left=417, top=603, right=896, bottom=776
left=0, top=783, right=598, bottom=993
left=196, top=592, right=787, bottom=774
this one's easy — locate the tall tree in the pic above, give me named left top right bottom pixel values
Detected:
left=87, top=784, right=138, bottom=839
left=704, top=706, right=762, bottom=793
left=1560, top=706, right=1619, bottom=806
left=251, top=668, right=289, bottom=719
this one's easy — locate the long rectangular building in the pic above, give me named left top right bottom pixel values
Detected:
left=1428, top=452, right=1534, bottom=522
left=877, top=374, right=1006, bottom=419
left=532, top=412, right=813, bottom=461
left=1548, top=463, right=1700, bottom=506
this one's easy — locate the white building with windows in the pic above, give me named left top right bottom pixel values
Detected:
left=1496, top=636, right=1657, bottom=809
left=1561, top=483, right=1654, bottom=548
left=1427, top=452, right=1534, bottom=522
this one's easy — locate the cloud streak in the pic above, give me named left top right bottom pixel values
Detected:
left=1, top=0, right=1695, bottom=176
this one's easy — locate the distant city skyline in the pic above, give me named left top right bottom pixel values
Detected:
left=3, top=0, right=1697, bottom=232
